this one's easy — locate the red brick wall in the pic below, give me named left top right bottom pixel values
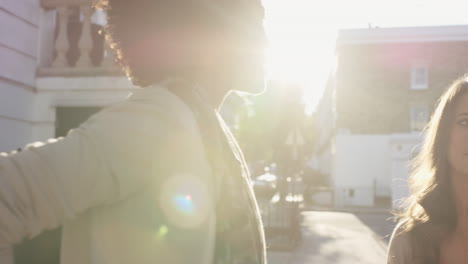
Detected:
left=335, top=41, right=468, bottom=134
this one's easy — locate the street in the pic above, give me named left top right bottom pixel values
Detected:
left=268, top=211, right=396, bottom=264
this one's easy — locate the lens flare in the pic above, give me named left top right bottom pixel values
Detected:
left=156, top=225, right=169, bottom=240
left=159, top=174, right=214, bottom=229
left=174, top=194, right=194, bottom=214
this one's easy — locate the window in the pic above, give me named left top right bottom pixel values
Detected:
left=410, top=105, right=429, bottom=132
left=411, top=66, right=428, bottom=90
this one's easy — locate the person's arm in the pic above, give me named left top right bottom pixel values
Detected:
left=387, top=220, right=412, bottom=264
left=0, top=101, right=172, bottom=254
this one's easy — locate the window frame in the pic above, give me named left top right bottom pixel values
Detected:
left=409, top=103, right=430, bottom=132
left=410, top=64, right=429, bottom=90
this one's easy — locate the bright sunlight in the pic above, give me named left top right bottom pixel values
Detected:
left=263, top=0, right=468, bottom=110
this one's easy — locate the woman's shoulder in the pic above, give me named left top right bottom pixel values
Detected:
left=387, top=219, right=414, bottom=264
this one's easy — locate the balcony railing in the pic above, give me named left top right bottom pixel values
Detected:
left=39, top=0, right=122, bottom=76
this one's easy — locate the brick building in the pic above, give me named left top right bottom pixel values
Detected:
left=313, top=25, right=468, bottom=208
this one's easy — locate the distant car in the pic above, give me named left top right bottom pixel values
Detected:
left=253, top=171, right=278, bottom=198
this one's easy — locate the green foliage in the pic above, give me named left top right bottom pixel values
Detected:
left=226, top=82, right=318, bottom=169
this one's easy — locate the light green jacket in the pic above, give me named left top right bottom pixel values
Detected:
left=0, top=85, right=217, bottom=264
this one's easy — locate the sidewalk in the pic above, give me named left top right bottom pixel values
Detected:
left=305, top=205, right=393, bottom=215
left=266, top=210, right=391, bottom=264
left=267, top=251, right=293, bottom=264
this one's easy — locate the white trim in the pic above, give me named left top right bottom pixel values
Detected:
left=338, top=25, right=468, bottom=45
left=36, top=76, right=134, bottom=91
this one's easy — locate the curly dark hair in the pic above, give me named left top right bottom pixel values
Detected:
left=94, top=0, right=265, bottom=87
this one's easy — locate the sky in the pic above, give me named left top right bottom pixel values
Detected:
left=263, top=0, right=468, bottom=112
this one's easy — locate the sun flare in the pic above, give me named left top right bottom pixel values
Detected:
left=262, top=0, right=468, bottom=110
left=263, top=0, right=339, bottom=108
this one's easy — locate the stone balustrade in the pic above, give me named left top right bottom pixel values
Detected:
left=39, top=0, right=121, bottom=76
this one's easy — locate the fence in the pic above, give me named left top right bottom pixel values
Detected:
left=257, top=182, right=302, bottom=251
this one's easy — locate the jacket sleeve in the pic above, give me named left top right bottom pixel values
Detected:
left=387, top=220, right=412, bottom=264
left=0, top=101, right=172, bottom=253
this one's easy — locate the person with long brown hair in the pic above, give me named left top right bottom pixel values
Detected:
left=388, top=76, right=468, bottom=264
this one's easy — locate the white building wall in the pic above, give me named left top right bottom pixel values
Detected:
left=0, top=1, right=137, bottom=150
left=334, top=134, right=392, bottom=207
left=0, top=0, right=41, bottom=151
left=33, top=76, right=134, bottom=141
left=389, top=134, right=421, bottom=210
left=0, top=80, right=36, bottom=150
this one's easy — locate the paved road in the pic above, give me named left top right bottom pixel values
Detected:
left=354, top=212, right=396, bottom=244
left=268, top=211, right=395, bottom=264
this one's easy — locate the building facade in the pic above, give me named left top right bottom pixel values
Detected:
left=0, top=0, right=134, bottom=154
left=313, top=25, right=468, bottom=208
left=1, top=0, right=42, bottom=151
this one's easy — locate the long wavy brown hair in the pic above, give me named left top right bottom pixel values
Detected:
left=399, top=76, right=468, bottom=263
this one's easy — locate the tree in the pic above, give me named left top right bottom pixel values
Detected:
left=227, top=81, right=315, bottom=174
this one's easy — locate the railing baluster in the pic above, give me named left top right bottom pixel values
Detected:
left=52, top=6, right=70, bottom=67
left=39, top=1, right=122, bottom=75
left=76, top=5, right=93, bottom=67
left=98, top=9, right=114, bottom=67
